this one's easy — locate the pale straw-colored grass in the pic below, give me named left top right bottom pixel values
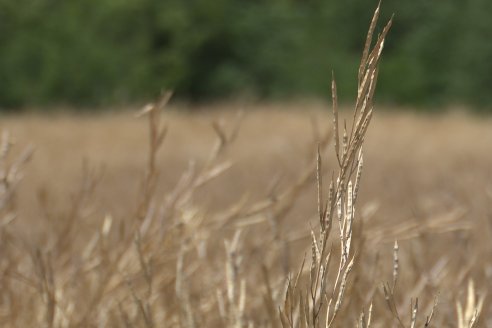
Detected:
left=0, top=3, right=489, bottom=327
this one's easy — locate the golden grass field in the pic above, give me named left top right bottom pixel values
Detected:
left=0, top=8, right=490, bottom=327
left=1, top=103, right=492, bottom=327
left=6, top=105, right=492, bottom=230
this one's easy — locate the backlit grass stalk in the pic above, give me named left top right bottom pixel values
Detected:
left=279, top=3, right=392, bottom=327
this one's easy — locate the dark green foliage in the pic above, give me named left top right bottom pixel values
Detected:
left=0, top=0, right=491, bottom=109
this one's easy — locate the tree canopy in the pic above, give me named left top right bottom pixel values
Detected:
left=0, top=0, right=490, bottom=110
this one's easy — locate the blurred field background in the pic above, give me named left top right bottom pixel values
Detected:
left=1, top=0, right=491, bottom=109
left=1, top=1, right=492, bottom=326
left=5, top=105, right=492, bottom=229
left=3, top=104, right=492, bottom=250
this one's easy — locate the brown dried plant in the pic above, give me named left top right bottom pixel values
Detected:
left=277, top=3, right=392, bottom=327
left=0, top=3, right=488, bottom=328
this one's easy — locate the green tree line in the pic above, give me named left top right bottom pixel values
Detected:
left=1, top=0, right=491, bottom=110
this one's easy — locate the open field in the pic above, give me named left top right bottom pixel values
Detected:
left=3, top=4, right=491, bottom=326
left=5, top=105, right=492, bottom=229
left=1, top=104, right=492, bottom=326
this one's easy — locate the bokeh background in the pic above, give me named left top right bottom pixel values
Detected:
left=1, top=0, right=491, bottom=110
left=1, top=2, right=492, bottom=326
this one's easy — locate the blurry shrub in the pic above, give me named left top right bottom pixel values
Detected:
left=0, top=0, right=491, bottom=109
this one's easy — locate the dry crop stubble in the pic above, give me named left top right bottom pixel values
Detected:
left=0, top=3, right=491, bottom=327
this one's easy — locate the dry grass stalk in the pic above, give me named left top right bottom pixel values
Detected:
left=275, top=3, right=395, bottom=328
left=456, top=280, right=485, bottom=328
left=0, top=3, right=488, bottom=328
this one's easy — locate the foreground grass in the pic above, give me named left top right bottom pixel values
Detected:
left=2, top=108, right=491, bottom=327
left=0, top=6, right=491, bottom=328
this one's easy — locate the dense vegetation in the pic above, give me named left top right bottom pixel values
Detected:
left=1, top=0, right=491, bottom=109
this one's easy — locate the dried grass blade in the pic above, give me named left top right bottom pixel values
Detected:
left=358, top=1, right=381, bottom=85
left=331, top=74, right=341, bottom=166
left=317, top=146, right=324, bottom=226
